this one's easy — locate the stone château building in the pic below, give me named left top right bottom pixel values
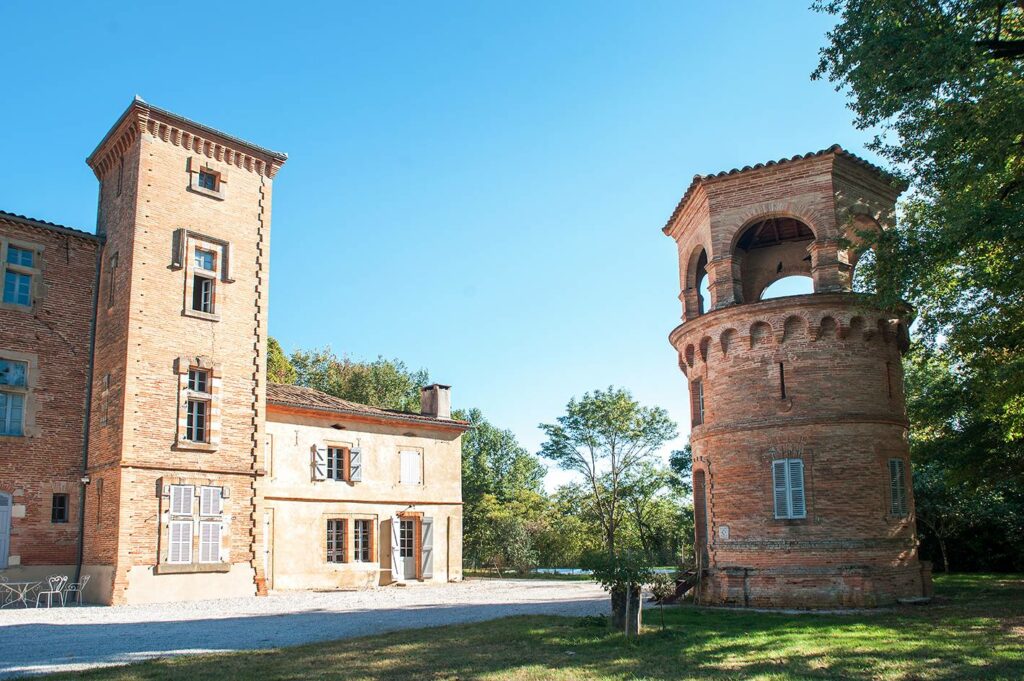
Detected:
left=664, top=147, right=933, bottom=607
left=0, top=98, right=466, bottom=604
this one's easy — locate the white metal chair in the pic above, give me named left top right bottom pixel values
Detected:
left=35, top=575, right=68, bottom=608
left=64, top=574, right=90, bottom=605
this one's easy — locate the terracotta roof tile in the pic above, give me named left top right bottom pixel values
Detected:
left=0, top=210, right=101, bottom=241
left=266, top=382, right=469, bottom=430
left=662, top=145, right=905, bottom=235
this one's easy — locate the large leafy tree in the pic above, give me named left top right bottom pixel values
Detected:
left=289, top=346, right=429, bottom=412
left=539, top=387, right=677, bottom=559
left=267, top=337, right=297, bottom=384
left=814, top=1, right=1024, bottom=479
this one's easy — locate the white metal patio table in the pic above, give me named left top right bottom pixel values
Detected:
left=0, top=581, right=41, bottom=608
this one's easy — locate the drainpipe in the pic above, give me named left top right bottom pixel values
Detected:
left=74, top=238, right=103, bottom=585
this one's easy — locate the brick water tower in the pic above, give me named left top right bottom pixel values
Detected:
left=664, top=146, right=932, bottom=607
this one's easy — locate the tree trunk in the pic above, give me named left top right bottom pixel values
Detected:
left=610, top=585, right=642, bottom=633
left=939, top=537, right=950, bottom=573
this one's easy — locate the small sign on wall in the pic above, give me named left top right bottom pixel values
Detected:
left=718, top=525, right=730, bottom=540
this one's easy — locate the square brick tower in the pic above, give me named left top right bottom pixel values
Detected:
left=82, top=98, right=286, bottom=604
left=664, top=147, right=932, bottom=607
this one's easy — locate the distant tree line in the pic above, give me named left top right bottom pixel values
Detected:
left=267, top=341, right=693, bottom=573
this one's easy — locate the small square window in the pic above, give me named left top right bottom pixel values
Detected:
left=6, top=247, right=34, bottom=268
left=186, top=399, right=209, bottom=442
left=198, top=170, right=217, bottom=191
left=188, top=368, right=210, bottom=394
left=0, top=359, right=27, bottom=387
left=194, top=249, right=215, bottom=272
left=51, top=493, right=69, bottom=523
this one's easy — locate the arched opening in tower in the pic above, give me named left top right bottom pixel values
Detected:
left=695, top=249, right=710, bottom=314
left=761, top=275, right=814, bottom=300
left=733, top=216, right=815, bottom=303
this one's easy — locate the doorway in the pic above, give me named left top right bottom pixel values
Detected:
left=399, top=518, right=416, bottom=580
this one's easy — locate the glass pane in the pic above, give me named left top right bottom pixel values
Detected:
left=0, top=359, right=27, bottom=386
left=194, top=249, right=215, bottom=271
left=7, top=246, right=33, bottom=267
left=3, top=271, right=32, bottom=306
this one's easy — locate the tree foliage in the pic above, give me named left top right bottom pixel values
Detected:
left=267, top=337, right=297, bottom=384
left=814, top=1, right=1024, bottom=474
left=539, top=387, right=678, bottom=558
left=288, top=347, right=429, bottom=412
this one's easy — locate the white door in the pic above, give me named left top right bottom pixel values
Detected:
left=399, top=519, right=416, bottom=580
left=0, top=493, right=10, bottom=569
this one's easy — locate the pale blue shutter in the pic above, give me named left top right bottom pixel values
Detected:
left=349, top=448, right=362, bottom=482
left=421, top=517, right=434, bottom=579
left=788, top=459, right=806, bottom=518
left=312, top=445, right=327, bottom=481
left=772, top=460, right=789, bottom=518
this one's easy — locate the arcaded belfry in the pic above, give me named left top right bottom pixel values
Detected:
left=664, top=146, right=933, bottom=607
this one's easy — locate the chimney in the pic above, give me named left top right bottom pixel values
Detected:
left=420, top=384, right=452, bottom=420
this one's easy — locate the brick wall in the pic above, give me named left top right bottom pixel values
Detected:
left=0, top=215, right=99, bottom=573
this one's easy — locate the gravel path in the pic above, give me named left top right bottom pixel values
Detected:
left=0, top=579, right=608, bottom=678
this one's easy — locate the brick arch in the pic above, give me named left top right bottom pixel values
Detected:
left=719, top=328, right=737, bottom=357
left=699, top=336, right=712, bottom=362
left=749, top=321, right=774, bottom=348
left=683, top=243, right=712, bottom=319
left=728, top=211, right=820, bottom=304
left=684, top=344, right=696, bottom=368
left=818, top=315, right=839, bottom=340
left=782, top=315, right=809, bottom=343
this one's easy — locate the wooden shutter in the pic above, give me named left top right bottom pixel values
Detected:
left=170, top=228, right=186, bottom=269
left=889, top=459, right=908, bottom=516
left=390, top=516, right=401, bottom=580
left=421, top=517, right=434, bottom=579
left=169, top=520, right=192, bottom=563
left=400, top=451, right=421, bottom=484
left=788, top=459, right=806, bottom=518
left=349, top=448, right=363, bottom=482
left=312, top=445, right=327, bottom=481
left=200, top=486, right=223, bottom=516
left=772, top=460, right=789, bottom=518
left=199, top=520, right=221, bottom=563
left=170, top=485, right=193, bottom=515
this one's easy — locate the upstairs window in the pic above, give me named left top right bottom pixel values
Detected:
left=2, top=242, right=39, bottom=308
left=400, top=450, right=422, bottom=485
left=198, top=170, right=217, bottom=191
left=51, top=493, right=69, bottom=523
left=772, top=459, right=806, bottom=519
left=185, top=369, right=211, bottom=443
left=188, top=368, right=210, bottom=394
left=0, top=358, right=28, bottom=436
left=194, top=248, right=215, bottom=272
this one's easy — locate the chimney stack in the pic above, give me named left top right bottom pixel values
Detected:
left=420, top=384, right=451, bottom=420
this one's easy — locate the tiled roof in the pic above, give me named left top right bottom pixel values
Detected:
left=662, top=145, right=905, bottom=234
left=266, top=382, right=469, bottom=430
left=0, top=210, right=100, bottom=241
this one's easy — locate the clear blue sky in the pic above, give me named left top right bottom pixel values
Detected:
left=0, top=1, right=861, bottom=490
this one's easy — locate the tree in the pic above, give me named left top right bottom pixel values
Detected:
left=539, top=387, right=677, bottom=560
left=619, top=463, right=675, bottom=562
left=289, top=346, right=429, bottom=412
left=813, top=1, right=1024, bottom=480
left=267, top=337, right=297, bottom=384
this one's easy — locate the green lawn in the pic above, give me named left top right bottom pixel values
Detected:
left=48, top=574, right=1024, bottom=681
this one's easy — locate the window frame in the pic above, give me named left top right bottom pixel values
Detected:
left=772, top=458, right=807, bottom=520
left=198, top=520, right=222, bottom=563
left=0, top=357, right=29, bottom=437
left=1, top=238, right=41, bottom=311
left=51, top=493, right=69, bottom=524
left=888, top=458, right=909, bottom=518
left=326, top=446, right=350, bottom=482
left=185, top=398, right=210, bottom=443
left=326, top=518, right=347, bottom=563
left=690, top=379, right=704, bottom=427
left=353, top=519, right=373, bottom=563
left=168, top=519, right=193, bottom=564
left=399, top=450, right=423, bottom=485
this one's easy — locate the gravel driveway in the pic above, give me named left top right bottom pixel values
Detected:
left=0, top=579, right=608, bottom=678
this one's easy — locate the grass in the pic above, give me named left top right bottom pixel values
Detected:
left=46, top=574, right=1024, bottom=680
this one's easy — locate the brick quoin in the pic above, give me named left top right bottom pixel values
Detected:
left=664, top=147, right=932, bottom=608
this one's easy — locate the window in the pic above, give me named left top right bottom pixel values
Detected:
left=51, top=493, right=69, bottom=523
left=199, top=521, right=221, bottom=563
left=2, top=245, right=36, bottom=308
left=327, top=518, right=347, bottom=563
left=198, top=170, right=217, bottom=191
left=326, top=447, right=349, bottom=481
left=194, top=248, right=215, bottom=272
left=399, top=519, right=414, bottom=559
left=106, top=253, right=118, bottom=308
left=185, top=399, right=209, bottom=442
left=400, top=450, right=422, bottom=484
left=168, top=520, right=192, bottom=564
left=354, top=519, right=372, bottom=562
left=690, top=380, right=704, bottom=427
left=188, top=368, right=210, bottom=393
left=0, top=358, right=27, bottom=436
left=779, top=363, right=787, bottom=399
left=192, top=274, right=214, bottom=313
left=199, top=486, right=222, bottom=516
left=772, top=459, right=806, bottom=519
left=889, top=459, right=909, bottom=517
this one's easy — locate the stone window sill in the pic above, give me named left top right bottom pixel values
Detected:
left=155, top=562, right=231, bottom=575
left=175, top=441, right=219, bottom=453
left=0, top=302, right=34, bottom=313
left=187, top=184, right=226, bottom=201
left=183, top=308, right=221, bottom=322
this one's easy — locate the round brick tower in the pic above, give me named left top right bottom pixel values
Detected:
left=664, top=146, right=932, bottom=607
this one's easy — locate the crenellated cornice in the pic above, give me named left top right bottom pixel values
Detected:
left=86, top=96, right=288, bottom=180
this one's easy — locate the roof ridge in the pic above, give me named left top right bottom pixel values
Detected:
left=662, top=145, right=903, bottom=235
left=0, top=210, right=100, bottom=241
left=266, top=382, right=469, bottom=429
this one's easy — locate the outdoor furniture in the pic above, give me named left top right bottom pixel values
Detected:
left=35, top=575, right=68, bottom=608
left=64, top=574, right=90, bottom=605
left=0, top=580, right=41, bottom=609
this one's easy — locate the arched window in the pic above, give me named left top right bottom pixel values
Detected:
left=695, top=249, right=709, bottom=314
left=733, top=216, right=815, bottom=302
left=761, top=275, right=814, bottom=300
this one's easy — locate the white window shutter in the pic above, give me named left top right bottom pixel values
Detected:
left=199, top=520, right=222, bottom=563
left=170, top=485, right=194, bottom=515
left=312, top=445, right=327, bottom=481
left=421, top=517, right=434, bottom=579
left=400, top=451, right=421, bottom=484
left=349, top=448, right=362, bottom=482
left=772, top=460, right=789, bottom=518
left=788, top=459, right=806, bottom=518
left=390, top=516, right=401, bottom=580
left=169, top=520, right=192, bottom=563
left=200, top=486, right=223, bottom=516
